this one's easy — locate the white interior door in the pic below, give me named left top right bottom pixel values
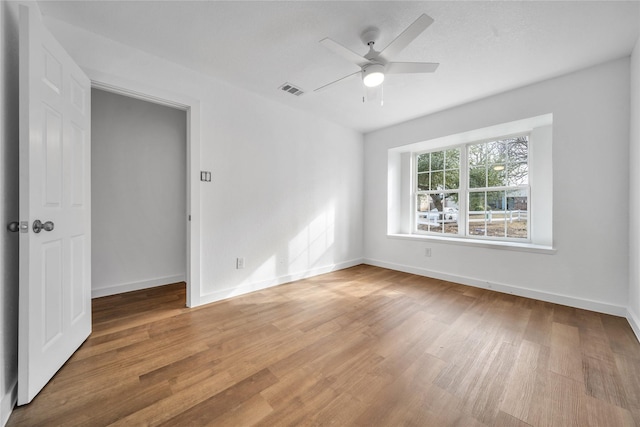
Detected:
left=18, top=4, right=92, bottom=405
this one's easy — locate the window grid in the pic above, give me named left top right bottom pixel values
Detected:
left=414, top=135, right=530, bottom=242
left=414, top=148, right=461, bottom=236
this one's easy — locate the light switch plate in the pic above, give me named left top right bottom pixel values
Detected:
left=200, top=171, right=212, bottom=182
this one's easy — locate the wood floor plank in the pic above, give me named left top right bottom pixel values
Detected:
left=370, top=309, right=445, bottom=359
left=109, top=371, right=236, bottom=427
left=499, top=339, right=544, bottom=422
left=582, top=354, right=629, bottom=408
left=465, top=341, right=519, bottom=424
left=533, top=371, right=584, bottom=427
left=157, top=368, right=279, bottom=426
left=493, top=410, right=535, bottom=427
left=69, top=325, right=151, bottom=361
left=613, top=352, right=640, bottom=425
left=351, top=350, right=447, bottom=425
left=549, top=321, right=584, bottom=384
left=260, top=367, right=325, bottom=409
left=601, top=314, right=640, bottom=357
left=579, top=319, right=617, bottom=362
left=7, top=265, right=640, bottom=427
left=581, top=393, right=636, bottom=427
left=205, top=393, right=273, bottom=426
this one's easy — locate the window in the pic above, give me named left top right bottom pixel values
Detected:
left=415, top=148, right=460, bottom=235
left=387, top=114, right=552, bottom=249
left=414, top=135, right=530, bottom=242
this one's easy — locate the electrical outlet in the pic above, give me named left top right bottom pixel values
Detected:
left=425, top=248, right=432, bottom=257
left=236, top=257, right=245, bottom=269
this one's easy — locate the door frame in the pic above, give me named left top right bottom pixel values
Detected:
left=87, top=69, right=201, bottom=307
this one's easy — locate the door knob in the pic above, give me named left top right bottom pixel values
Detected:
left=7, top=221, right=19, bottom=232
left=33, top=220, right=54, bottom=233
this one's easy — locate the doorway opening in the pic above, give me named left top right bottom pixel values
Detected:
left=91, top=88, right=187, bottom=301
left=89, top=74, right=202, bottom=308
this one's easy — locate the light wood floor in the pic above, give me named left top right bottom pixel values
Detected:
left=8, top=265, right=640, bottom=426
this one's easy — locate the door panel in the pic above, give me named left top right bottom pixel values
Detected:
left=42, top=241, right=63, bottom=346
left=18, top=4, right=91, bottom=405
left=43, top=106, right=63, bottom=206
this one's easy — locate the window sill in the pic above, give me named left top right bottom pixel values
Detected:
left=387, top=233, right=556, bottom=254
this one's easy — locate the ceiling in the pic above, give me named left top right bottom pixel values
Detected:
left=38, top=1, right=640, bottom=133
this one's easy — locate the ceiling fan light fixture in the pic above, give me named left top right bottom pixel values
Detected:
left=362, top=63, right=385, bottom=87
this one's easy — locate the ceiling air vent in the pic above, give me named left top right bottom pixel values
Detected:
left=279, top=83, right=304, bottom=97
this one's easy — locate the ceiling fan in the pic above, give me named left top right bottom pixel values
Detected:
left=315, top=14, right=439, bottom=96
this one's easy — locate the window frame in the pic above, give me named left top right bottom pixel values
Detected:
left=412, top=132, right=532, bottom=243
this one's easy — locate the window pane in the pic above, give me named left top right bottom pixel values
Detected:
left=506, top=190, right=528, bottom=239
left=440, top=193, right=459, bottom=235
left=486, top=190, right=504, bottom=211
left=469, top=167, right=486, bottom=188
left=486, top=140, right=506, bottom=164
left=468, top=144, right=485, bottom=168
left=416, top=193, right=459, bottom=234
left=416, top=193, right=430, bottom=212
left=486, top=191, right=506, bottom=237
left=417, top=153, right=429, bottom=173
left=417, top=194, right=437, bottom=232
left=508, top=162, right=528, bottom=186
left=417, top=172, right=430, bottom=190
left=445, top=149, right=460, bottom=169
left=430, top=171, right=444, bottom=191
left=469, top=191, right=486, bottom=212
left=507, top=137, right=528, bottom=163
left=468, top=192, right=486, bottom=236
left=487, top=166, right=507, bottom=187
left=416, top=194, right=433, bottom=232
left=431, top=151, right=444, bottom=171
left=445, top=169, right=459, bottom=189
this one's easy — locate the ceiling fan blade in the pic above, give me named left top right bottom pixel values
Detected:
left=386, top=62, right=439, bottom=74
left=314, top=71, right=361, bottom=92
left=378, top=14, right=434, bottom=62
left=320, top=38, right=369, bottom=67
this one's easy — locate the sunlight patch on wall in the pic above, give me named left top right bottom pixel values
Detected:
left=247, top=254, right=277, bottom=286
left=289, top=204, right=336, bottom=272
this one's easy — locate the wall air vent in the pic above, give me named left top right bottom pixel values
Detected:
left=279, top=83, right=304, bottom=97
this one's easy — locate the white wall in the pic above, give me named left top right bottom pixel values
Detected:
left=0, top=7, right=362, bottom=421
left=91, top=89, right=187, bottom=297
left=364, top=58, right=631, bottom=315
left=41, top=17, right=364, bottom=305
left=0, top=1, right=20, bottom=423
left=629, top=29, right=640, bottom=337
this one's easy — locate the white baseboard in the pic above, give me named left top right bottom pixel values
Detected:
left=364, top=258, right=627, bottom=317
left=196, top=258, right=364, bottom=307
left=1, top=379, right=16, bottom=427
left=91, top=274, right=186, bottom=298
left=627, top=308, right=640, bottom=343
